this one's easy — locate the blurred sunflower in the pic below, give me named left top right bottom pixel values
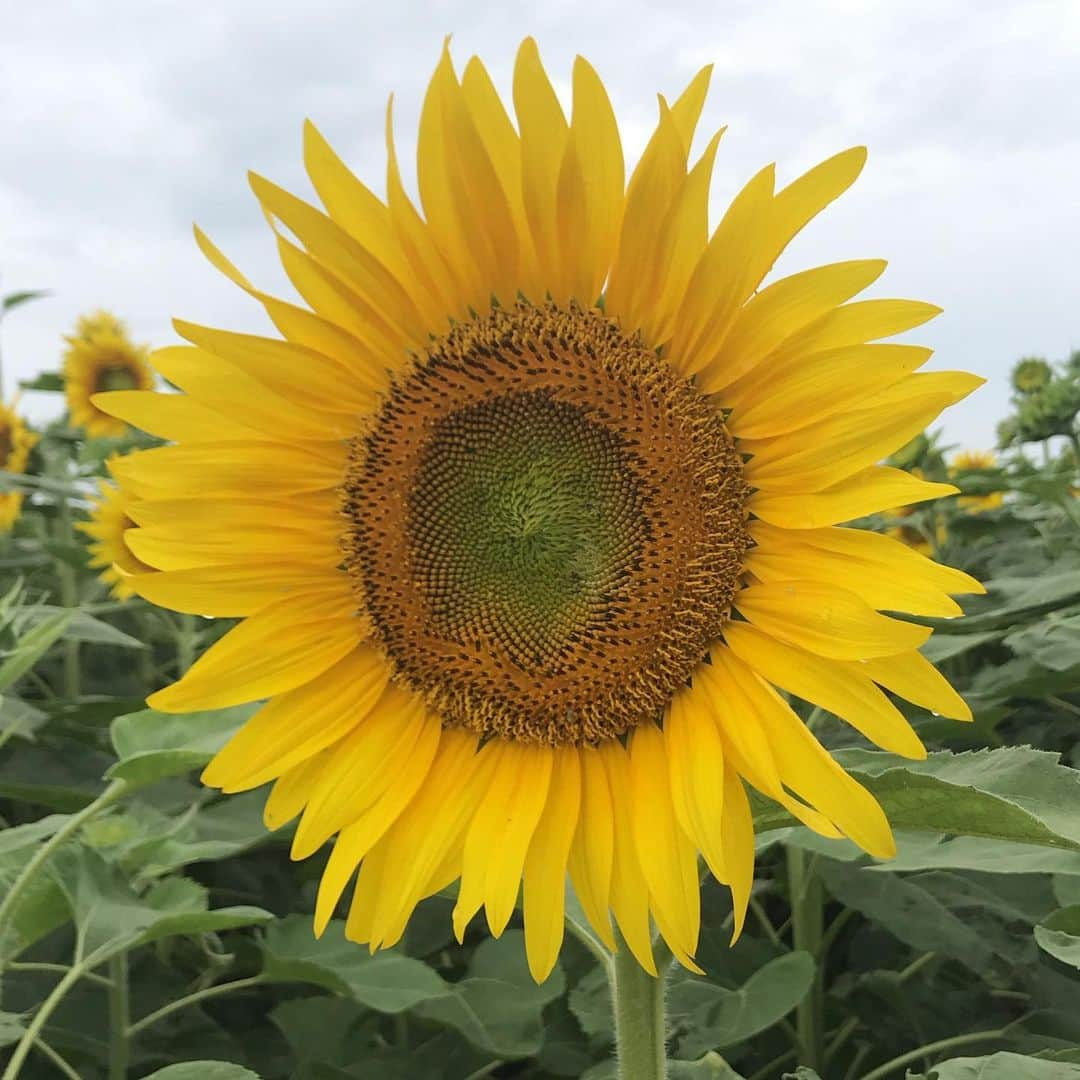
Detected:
left=64, top=310, right=154, bottom=438
left=98, top=40, right=984, bottom=980
left=0, top=400, right=37, bottom=532
left=950, top=449, right=1004, bottom=513
left=78, top=475, right=152, bottom=598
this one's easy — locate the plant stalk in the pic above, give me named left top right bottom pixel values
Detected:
left=787, top=845, right=825, bottom=1071
left=54, top=499, right=80, bottom=700
left=108, top=953, right=129, bottom=1080
left=611, top=933, right=668, bottom=1080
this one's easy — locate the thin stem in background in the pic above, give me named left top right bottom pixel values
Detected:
left=108, top=953, right=130, bottom=1080
left=126, top=974, right=268, bottom=1039
left=859, top=1029, right=1005, bottom=1080
left=786, top=845, right=824, bottom=1072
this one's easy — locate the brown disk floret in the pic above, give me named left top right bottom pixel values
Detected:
left=341, top=301, right=751, bottom=745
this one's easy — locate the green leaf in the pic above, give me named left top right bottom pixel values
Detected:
left=1006, top=616, right=1080, bottom=672
left=669, top=952, right=815, bottom=1057
left=48, top=845, right=272, bottom=962
left=0, top=610, right=72, bottom=691
left=18, top=371, right=64, bottom=392
left=0, top=737, right=115, bottom=810
left=0, top=1011, right=27, bottom=1048
left=873, top=833, right=1080, bottom=876
left=756, top=749, right=1080, bottom=853
left=2, top=289, right=49, bottom=313
left=781, top=1070, right=823, bottom=1080
left=818, top=860, right=997, bottom=974
left=0, top=694, right=48, bottom=741
left=25, top=607, right=146, bottom=649
left=1035, top=906, right=1080, bottom=969
left=907, top=1051, right=1080, bottom=1078
left=669, top=1053, right=747, bottom=1078
left=107, top=705, right=254, bottom=786
left=413, top=931, right=566, bottom=1058
left=0, top=816, right=71, bottom=959
left=260, top=915, right=449, bottom=1014
left=142, top=1066, right=262, bottom=1080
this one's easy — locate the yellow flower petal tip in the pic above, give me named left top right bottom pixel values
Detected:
left=105, top=38, right=982, bottom=981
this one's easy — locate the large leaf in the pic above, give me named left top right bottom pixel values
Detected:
left=756, top=748, right=1080, bottom=852
left=142, top=1066, right=262, bottom=1080
left=907, top=1052, right=1080, bottom=1078
left=669, top=952, right=815, bottom=1057
left=413, top=931, right=566, bottom=1058
left=0, top=610, right=72, bottom=691
left=48, top=845, right=272, bottom=962
left=24, top=607, right=146, bottom=649
left=107, top=705, right=255, bottom=786
left=1035, top=906, right=1080, bottom=970
left=0, top=815, right=71, bottom=959
left=819, top=860, right=997, bottom=974
left=0, top=737, right=115, bottom=810
left=260, top=915, right=448, bottom=1014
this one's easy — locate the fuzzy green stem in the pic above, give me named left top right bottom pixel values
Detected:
left=859, top=1029, right=1005, bottom=1080
left=787, top=845, right=824, bottom=1071
left=611, top=933, right=668, bottom=1080
left=175, top=612, right=198, bottom=675
left=107, top=954, right=129, bottom=1080
left=0, top=779, right=130, bottom=947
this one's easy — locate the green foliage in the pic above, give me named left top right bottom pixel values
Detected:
left=2, top=336, right=1080, bottom=1079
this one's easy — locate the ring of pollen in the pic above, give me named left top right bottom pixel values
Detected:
left=341, top=300, right=752, bottom=745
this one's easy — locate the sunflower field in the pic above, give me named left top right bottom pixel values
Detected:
left=3, top=42, right=1080, bottom=1080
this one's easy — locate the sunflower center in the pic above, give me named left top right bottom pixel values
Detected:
left=95, top=365, right=139, bottom=393
left=341, top=301, right=752, bottom=746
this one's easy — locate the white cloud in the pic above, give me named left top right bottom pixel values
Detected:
left=2, top=0, right=1078, bottom=453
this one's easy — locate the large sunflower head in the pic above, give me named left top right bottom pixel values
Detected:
left=78, top=473, right=152, bottom=598
left=64, top=311, right=155, bottom=438
left=100, top=40, right=984, bottom=981
left=0, top=400, right=38, bottom=533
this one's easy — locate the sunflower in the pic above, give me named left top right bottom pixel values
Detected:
left=64, top=310, right=155, bottom=438
left=0, top=400, right=38, bottom=532
left=950, top=449, right=1004, bottom=513
left=78, top=475, right=153, bottom=598
left=98, top=40, right=984, bottom=981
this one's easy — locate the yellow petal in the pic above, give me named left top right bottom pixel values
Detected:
left=147, top=587, right=366, bottom=713
left=202, top=645, right=391, bottom=791
left=736, top=581, right=931, bottom=660
left=111, top=441, right=345, bottom=502
left=91, top=389, right=258, bottom=443
left=699, top=259, right=888, bottom=394
left=749, top=465, right=959, bottom=530
left=454, top=741, right=554, bottom=940
left=291, top=683, right=435, bottom=858
left=666, top=683, right=726, bottom=882
left=523, top=748, right=582, bottom=982
left=721, top=763, right=755, bottom=941
left=724, top=622, right=926, bottom=758
left=856, top=650, right=973, bottom=722
left=130, top=562, right=344, bottom=618
left=668, top=164, right=776, bottom=376
left=726, top=343, right=931, bottom=440
left=313, top=727, right=479, bottom=937
left=599, top=739, right=657, bottom=975
left=263, top=752, right=326, bottom=830
left=717, top=651, right=895, bottom=858
left=772, top=297, right=943, bottom=359
left=744, top=377, right=982, bottom=494
left=746, top=522, right=981, bottom=617
left=628, top=722, right=700, bottom=964
left=513, top=38, right=569, bottom=294
left=567, top=746, right=617, bottom=951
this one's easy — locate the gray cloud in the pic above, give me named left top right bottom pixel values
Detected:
left=2, top=0, right=1078, bottom=452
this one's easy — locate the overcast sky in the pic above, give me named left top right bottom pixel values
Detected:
left=2, top=0, right=1078, bottom=451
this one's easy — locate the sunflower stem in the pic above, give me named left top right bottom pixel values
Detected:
left=610, top=931, right=669, bottom=1080
left=54, top=497, right=81, bottom=700
left=787, top=845, right=825, bottom=1071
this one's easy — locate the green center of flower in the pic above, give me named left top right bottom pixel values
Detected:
left=342, top=301, right=752, bottom=745
left=95, top=365, right=139, bottom=393
left=409, top=391, right=647, bottom=673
